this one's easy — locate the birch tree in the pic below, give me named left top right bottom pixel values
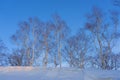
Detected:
left=85, top=7, right=120, bottom=69
left=85, top=7, right=107, bottom=69
left=52, top=14, right=69, bottom=68
left=11, top=18, right=42, bottom=66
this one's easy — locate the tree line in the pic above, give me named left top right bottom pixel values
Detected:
left=0, top=7, right=120, bottom=70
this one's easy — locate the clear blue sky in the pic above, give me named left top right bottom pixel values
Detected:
left=0, top=0, right=119, bottom=50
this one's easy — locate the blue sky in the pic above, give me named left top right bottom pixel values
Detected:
left=0, top=0, right=119, bottom=50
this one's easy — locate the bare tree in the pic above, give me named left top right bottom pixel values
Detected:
left=8, top=49, right=24, bottom=66
left=0, top=40, right=8, bottom=66
left=11, top=18, right=43, bottom=66
left=41, top=22, right=53, bottom=68
left=52, top=14, right=69, bottom=68
left=11, top=21, right=30, bottom=66
left=85, top=7, right=106, bottom=69
left=85, top=7, right=120, bottom=70
left=63, top=29, right=91, bottom=69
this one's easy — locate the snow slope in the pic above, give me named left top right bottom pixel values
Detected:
left=0, top=67, right=120, bottom=80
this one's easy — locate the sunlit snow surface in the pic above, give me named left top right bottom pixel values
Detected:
left=0, top=67, right=120, bottom=80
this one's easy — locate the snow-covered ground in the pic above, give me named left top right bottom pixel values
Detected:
left=0, top=67, right=120, bottom=80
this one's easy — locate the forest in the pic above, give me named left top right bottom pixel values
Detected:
left=0, top=7, right=120, bottom=70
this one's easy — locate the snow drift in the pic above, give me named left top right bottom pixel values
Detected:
left=0, top=67, right=120, bottom=80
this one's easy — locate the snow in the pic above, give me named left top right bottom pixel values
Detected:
left=0, top=67, right=120, bottom=80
